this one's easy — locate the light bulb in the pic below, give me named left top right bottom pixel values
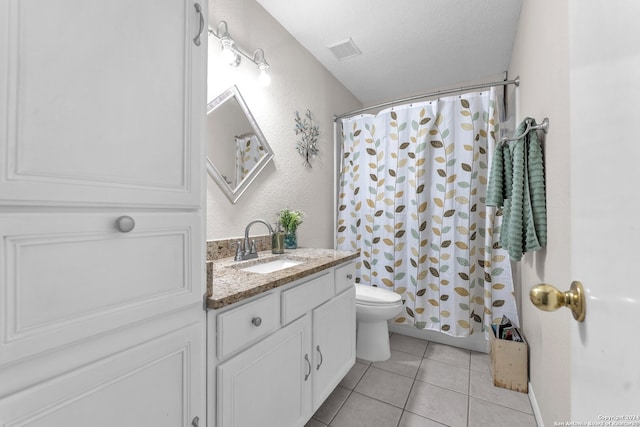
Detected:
left=221, top=46, right=235, bottom=64
left=220, top=36, right=240, bottom=66
left=258, top=68, right=271, bottom=86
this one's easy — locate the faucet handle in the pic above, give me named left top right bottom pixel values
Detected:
left=250, top=240, right=257, bottom=254
left=234, top=240, right=243, bottom=261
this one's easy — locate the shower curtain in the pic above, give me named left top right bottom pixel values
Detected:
left=336, top=88, right=519, bottom=337
left=235, top=134, right=264, bottom=184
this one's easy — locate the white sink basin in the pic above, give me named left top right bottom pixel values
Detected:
left=240, top=259, right=304, bottom=274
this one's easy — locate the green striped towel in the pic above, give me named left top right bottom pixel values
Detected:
left=486, top=118, right=547, bottom=261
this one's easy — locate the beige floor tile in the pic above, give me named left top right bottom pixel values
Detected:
left=339, top=361, right=369, bottom=390
left=356, top=357, right=373, bottom=366
left=423, top=342, right=470, bottom=368
left=469, top=370, right=533, bottom=414
left=312, top=385, right=350, bottom=425
left=416, top=358, right=470, bottom=394
left=405, top=381, right=468, bottom=427
left=468, top=397, right=538, bottom=427
left=321, top=333, right=536, bottom=427
left=355, top=366, right=414, bottom=408
left=373, top=349, right=422, bottom=378
left=389, top=333, right=429, bottom=357
left=470, top=351, right=491, bottom=374
left=399, top=411, right=447, bottom=427
left=330, top=392, right=403, bottom=427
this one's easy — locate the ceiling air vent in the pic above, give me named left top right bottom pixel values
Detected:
left=327, top=37, right=362, bottom=61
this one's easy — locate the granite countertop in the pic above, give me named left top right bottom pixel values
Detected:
left=206, top=248, right=359, bottom=310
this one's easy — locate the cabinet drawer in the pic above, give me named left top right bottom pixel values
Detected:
left=217, top=293, right=280, bottom=359
left=281, top=272, right=333, bottom=325
left=334, top=262, right=356, bottom=294
left=0, top=211, right=202, bottom=367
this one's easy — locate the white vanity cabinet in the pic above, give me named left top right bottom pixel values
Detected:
left=212, top=262, right=356, bottom=427
left=0, top=0, right=207, bottom=425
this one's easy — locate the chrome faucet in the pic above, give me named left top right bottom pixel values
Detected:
left=235, top=219, right=274, bottom=261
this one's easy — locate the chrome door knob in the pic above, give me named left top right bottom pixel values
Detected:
left=251, top=317, right=262, bottom=327
left=115, top=216, right=135, bottom=233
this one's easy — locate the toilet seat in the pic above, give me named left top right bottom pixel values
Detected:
left=355, top=284, right=402, bottom=306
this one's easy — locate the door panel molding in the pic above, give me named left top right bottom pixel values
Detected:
left=0, top=212, right=202, bottom=366
left=0, top=320, right=202, bottom=427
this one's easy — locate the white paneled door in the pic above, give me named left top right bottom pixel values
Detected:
left=569, top=0, right=640, bottom=420
left=0, top=0, right=207, bottom=425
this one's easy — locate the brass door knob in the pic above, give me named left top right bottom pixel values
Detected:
left=529, top=281, right=586, bottom=322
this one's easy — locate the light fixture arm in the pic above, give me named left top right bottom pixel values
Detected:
left=216, top=21, right=229, bottom=38
left=208, top=21, right=270, bottom=68
left=253, top=48, right=269, bottom=69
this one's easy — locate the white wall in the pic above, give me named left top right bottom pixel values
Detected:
left=206, top=0, right=361, bottom=248
left=508, top=0, right=571, bottom=425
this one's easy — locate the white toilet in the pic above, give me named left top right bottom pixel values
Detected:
left=355, top=284, right=403, bottom=362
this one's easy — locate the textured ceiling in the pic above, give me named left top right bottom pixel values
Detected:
left=256, top=0, right=523, bottom=105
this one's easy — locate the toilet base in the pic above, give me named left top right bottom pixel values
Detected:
left=356, top=320, right=392, bottom=362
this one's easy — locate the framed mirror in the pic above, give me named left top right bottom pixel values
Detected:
left=206, top=85, right=274, bottom=203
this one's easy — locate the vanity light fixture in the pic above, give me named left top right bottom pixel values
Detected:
left=214, top=21, right=241, bottom=66
left=208, top=21, right=271, bottom=86
left=253, top=48, right=271, bottom=87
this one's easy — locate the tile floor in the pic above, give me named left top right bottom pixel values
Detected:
left=306, top=334, right=537, bottom=427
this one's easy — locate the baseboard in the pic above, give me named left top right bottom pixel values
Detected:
left=388, top=323, right=490, bottom=353
left=528, top=381, right=544, bottom=427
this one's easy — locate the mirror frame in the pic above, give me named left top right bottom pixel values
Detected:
left=206, top=85, right=274, bottom=203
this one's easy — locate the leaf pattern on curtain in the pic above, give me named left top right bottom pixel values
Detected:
left=336, top=88, right=519, bottom=337
left=235, top=134, right=265, bottom=184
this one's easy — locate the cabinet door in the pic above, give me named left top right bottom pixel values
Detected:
left=217, top=315, right=312, bottom=427
left=0, top=0, right=205, bottom=208
left=0, top=313, right=204, bottom=427
left=0, top=211, right=203, bottom=368
left=312, top=287, right=356, bottom=411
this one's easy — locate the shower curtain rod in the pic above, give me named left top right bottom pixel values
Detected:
left=334, top=76, right=520, bottom=121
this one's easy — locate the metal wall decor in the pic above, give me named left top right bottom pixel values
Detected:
left=294, top=110, right=319, bottom=167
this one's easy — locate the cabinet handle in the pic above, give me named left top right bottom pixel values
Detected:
left=346, top=273, right=353, bottom=280
left=316, top=345, right=323, bottom=370
left=193, top=3, right=204, bottom=46
left=251, top=316, right=262, bottom=327
left=304, top=354, right=311, bottom=381
left=115, top=216, right=135, bottom=233
left=191, top=416, right=199, bottom=427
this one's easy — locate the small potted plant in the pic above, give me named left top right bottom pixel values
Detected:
left=278, top=208, right=304, bottom=249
